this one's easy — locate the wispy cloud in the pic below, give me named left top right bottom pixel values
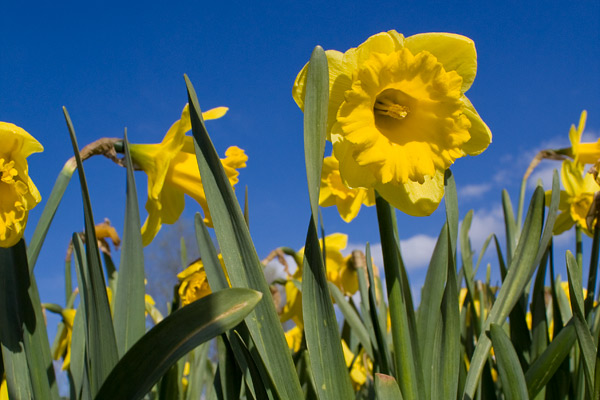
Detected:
left=459, top=183, right=492, bottom=199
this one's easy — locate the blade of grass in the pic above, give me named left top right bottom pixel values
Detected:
left=113, top=130, right=146, bottom=357
left=489, top=324, right=529, bottom=400
left=64, top=107, right=119, bottom=395
left=185, top=75, right=302, bottom=398
left=96, top=288, right=262, bottom=400
left=502, top=189, right=518, bottom=265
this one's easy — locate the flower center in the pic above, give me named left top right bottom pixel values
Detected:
left=374, top=98, right=410, bottom=120
left=0, top=158, right=18, bottom=185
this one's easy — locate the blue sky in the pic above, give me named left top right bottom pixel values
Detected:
left=2, top=1, right=599, bottom=339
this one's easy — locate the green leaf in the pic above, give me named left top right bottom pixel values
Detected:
left=365, top=243, right=392, bottom=375
left=328, top=281, right=374, bottom=359
left=70, top=302, right=91, bottom=400
left=185, top=75, right=303, bottom=399
left=303, top=45, right=328, bottom=223
left=375, top=193, right=423, bottom=399
left=417, top=222, right=448, bottom=399
left=1, top=240, right=59, bottom=399
left=525, top=321, right=576, bottom=398
left=530, top=248, right=550, bottom=363
left=462, top=186, right=547, bottom=398
left=444, top=169, right=459, bottom=256
left=216, top=336, right=243, bottom=400
left=432, top=226, right=460, bottom=400
left=302, top=218, right=354, bottom=399
left=0, top=243, right=34, bottom=400
left=566, top=250, right=597, bottom=394
left=64, top=107, right=119, bottom=395
left=96, top=288, right=262, bottom=400
left=490, top=324, right=529, bottom=400
left=502, top=189, right=518, bottom=265
left=375, top=373, right=403, bottom=400
left=113, top=130, right=146, bottom=357
left=27, top=162, right=75, bottom=271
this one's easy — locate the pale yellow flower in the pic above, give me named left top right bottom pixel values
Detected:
left=320, top=155, right=375, bottom=222
left=129, top=105, right=247, bottom=246
left=545, top=159, right=600, bottom=236
left=568, top=110, right=599, bottom=165
left=0, top=122, right=43, bottom=247
left=293, top=31, right=491, bottom=216
left=52, top=308, right=77, bottom=370
left=177, top=255, right=229, bottom=306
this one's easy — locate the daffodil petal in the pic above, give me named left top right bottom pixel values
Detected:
left=553, top=210, right=575, bottom=235
left=342, top=31, right=404, bottom=71
left=405, top=32, right=477, bottom=92
left=460, top=96, right=492, bottom=155
left=374, top=170, right=445, bottom=217
left=561, top=159, right=583, bottom=196
left=202, top=107, right=229, bottom=121
left=159, top=184, right=185, bottom=224
left=141, top=200, right=163, bottom=246
left=332, top=133, right=377, bottom=188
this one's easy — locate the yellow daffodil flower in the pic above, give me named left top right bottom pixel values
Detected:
left=545, top=159, right=600, bottom=236
left=52, top=308, right=76, bottom=370
left=293, top=31, right=491, bottom=216
left=129, top=104, right=247, bottom=246
left=568, top=110, right=599, bottom=165
left=0, top=122, right=43, bottom=247
left=0, top=374, right=7, bottom=400
left=341, top=339, right=372, bottom=391
left=177, top=255, right=229, bottom=306
left=320, top=154, right=375, bottom=222
left=280, top=233, right=361, bottom=324
left=284, top=324, right=304, bottom=353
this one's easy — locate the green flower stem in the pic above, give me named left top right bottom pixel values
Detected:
left=586, top=223, right=600, bottom=315
left=516, top=175, right=527, bottom=230
left=576, top=225, right=583, bottom=270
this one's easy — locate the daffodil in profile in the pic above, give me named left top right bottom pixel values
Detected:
left=0, top=122, right=43, bottom=247
left=320, top=154, right=375, bottom=222
left=177, top=255, right=229, bottom=306
left=52, top=308, right=77, bottom=370
left=129, top=104, right=247, bottom=246
left=546, top=159, right=600, bottom=236
left=568, top=110, right=599, bottom=165
left=293, top=31, right=491, bottom=216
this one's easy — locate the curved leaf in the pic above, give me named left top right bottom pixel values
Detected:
left=96, top=288, right=262, bottom=400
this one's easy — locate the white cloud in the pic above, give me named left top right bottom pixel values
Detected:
left=459, top=183, right=492, bottom=199
left=464, top=205, right=505, bottom=252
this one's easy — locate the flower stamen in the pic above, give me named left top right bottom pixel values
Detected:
left=374, top=99, right=410, bottom=120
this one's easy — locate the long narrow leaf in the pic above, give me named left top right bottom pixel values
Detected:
left=96, top=288, right=262, bottom=400
left=462, top=186, right=546, bottom=398
left=328, top=282, right=374, bottom=359
left=375, top=193, right=422, bottom=399
left=490, top=324, right=529, bottom=400
left=566, top=250, right=596, bottom=393
left=27, top=162, right=75, bottom=270
left=185, top=75, right=303, bottom=398
left=113, top=130, right=146, bottom=356
left=302, top=218, right=354, bottom=399
left=64, top=107, right=119, bottom=395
